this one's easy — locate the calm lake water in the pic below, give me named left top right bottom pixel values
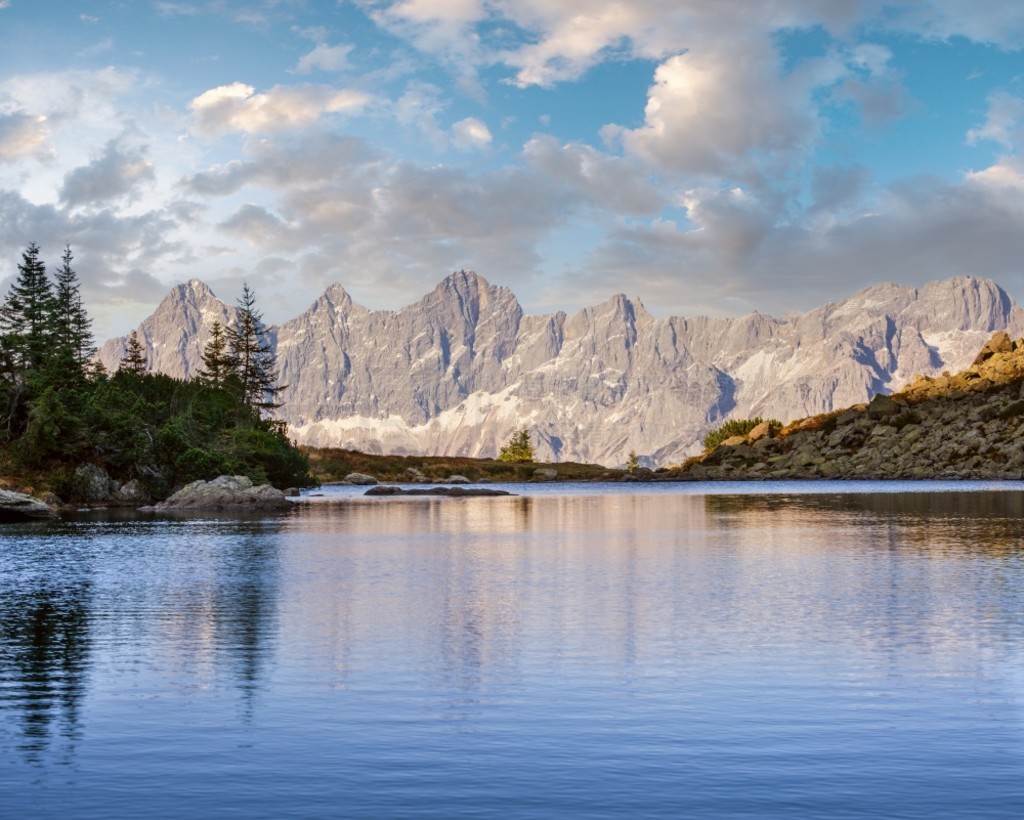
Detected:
left=2, top=481, right=1024, bottom=818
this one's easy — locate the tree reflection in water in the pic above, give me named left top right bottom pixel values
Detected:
left=0, top=583, right=92, bottom=764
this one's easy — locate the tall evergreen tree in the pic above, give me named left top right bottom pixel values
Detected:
left=197, top=320, right=234, bottom=388
left=120, top=330, right=148, bottom=375
left=51, top=244, right=96, bottom=371
left=0, top=243, right=55, bottom=371
left=228, top=283, right=283, bottom=412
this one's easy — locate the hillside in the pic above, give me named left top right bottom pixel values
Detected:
left=676, top=332, right=1024, bottom=480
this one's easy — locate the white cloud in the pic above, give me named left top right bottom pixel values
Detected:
left=294, top=43, right=354, bottom=74
left=451, top=117, right=492, bottom=151
left=0, top=112, right=51, bottom=162
left=522, top=134, right=663, bottom=214
left=967, top=91, right=1024, bottom=149
left=393, top=81, right=449, bottom=150
left=60, top=138, right=156, bottom=207
left=189, top=82, right=370, bottom=137
left=966, top=158, right=1024, bottom=190
left=614, top=40, right=844, bottom=180
left=77, top=37, right=115, bottom=58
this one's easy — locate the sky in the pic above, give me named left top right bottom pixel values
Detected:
left=1, top=1, right=1024, bottom=340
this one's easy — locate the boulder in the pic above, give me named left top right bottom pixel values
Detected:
left=147, top=475, right=292, bottom=511
left=747, top=421, right=773, bottom=441
left=117, top=479, right=150, bottom=505
left=342, top=472, right=378, bottom=485
left=0, top=489, right=59, bottom=522
left=722, top=435, right=748, bottom=447
left=74, top=463, right=118, bottom=503
left=532, top=468, right=558, bottom=481
left=446, top=475, right=471, bottom=484
left=972, top=331, right=1013, bottom=365
left=867, top=393, right=899, bottom=418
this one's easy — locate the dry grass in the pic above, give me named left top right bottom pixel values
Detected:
left=304, top=447, right=614, bottom=483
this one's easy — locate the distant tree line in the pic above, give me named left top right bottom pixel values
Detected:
left=0, top=243, right=312, bottom=499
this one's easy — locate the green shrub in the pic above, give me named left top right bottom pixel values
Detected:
left=498, top=428, right=534, bottom=463
left=702, top=417, right=781, bottom=451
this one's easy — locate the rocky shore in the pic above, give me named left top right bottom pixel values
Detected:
left=673, top=332, right=1024, bottom=481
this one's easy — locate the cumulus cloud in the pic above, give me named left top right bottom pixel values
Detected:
left=548, top=167, right=1024, bottom=320
left=613, top=40, right=843, bottom=181
left=189, top=82, right=370, bottom=137
left=522, top=134, right=663, bottom=215
left=60, top=139, right=155, bottom=206
left=181, top=133, right=378, bottom=196
left=451, top=117, right=492, bottom=151
left=0, top=112, right=51, bottom=162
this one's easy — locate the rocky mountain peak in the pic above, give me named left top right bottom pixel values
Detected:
left=99, top=272, right=1024, bottom=466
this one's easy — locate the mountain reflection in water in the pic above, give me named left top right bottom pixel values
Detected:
left=1, top=486, right=1022, bottom=818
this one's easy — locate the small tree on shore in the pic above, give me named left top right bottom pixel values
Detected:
left=51, top=244, right=95, bottom=371
left=120, top=330, right=148, bottom=375
left=499, top=428, right=534, bottom=463
left=197, top=320, right=234, bottom=388
left=0, top=242, right=55, bottom=371
left=228, top=283, right=283, bottom=412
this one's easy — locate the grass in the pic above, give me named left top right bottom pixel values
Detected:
left=303, top=447, right=616, bottom=483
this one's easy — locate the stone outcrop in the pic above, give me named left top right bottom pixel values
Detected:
left=365, top=485, right=513, bottom=497
left=675, top=333, right=1024, bottom=480
left=99, top=271, right=1024, bottom=467
left=146, top=475, right=292, bottom=511
left=0, top=489, right=59, bottom=522
left=341, top=472, right=378, bottom=485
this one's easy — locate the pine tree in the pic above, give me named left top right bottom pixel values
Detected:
left=51, top=244, right=96, bottom=372
left=0, top=243, right=55, bottom=371
left=227, top=283, right=282, bottom=412
left=197, top=320, right=234, bottom=388
left=498, top=428, right=534, bottom=463
left=120, top=330, right=148, bottom=375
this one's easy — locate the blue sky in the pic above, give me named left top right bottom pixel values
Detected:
left=1, top=1, right=1024, bottom=338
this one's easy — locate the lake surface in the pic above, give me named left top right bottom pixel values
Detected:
left=2, top=481, right=1023, bottom=818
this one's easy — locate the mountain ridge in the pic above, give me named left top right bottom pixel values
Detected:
left=98, top=271, right=1024, bottom=466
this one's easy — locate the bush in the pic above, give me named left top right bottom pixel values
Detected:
left=702, top=417, right=781, bottom=451
left=498, top=428, right=534, bottom=463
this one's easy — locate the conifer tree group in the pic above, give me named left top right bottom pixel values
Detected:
left=0, top=244, right=310, bottom=497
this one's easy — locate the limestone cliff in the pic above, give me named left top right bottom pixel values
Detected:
left=98, top=271, right=1024, bottom=466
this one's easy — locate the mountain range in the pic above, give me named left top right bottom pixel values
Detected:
left=98, top=271, right=1024, bottom=466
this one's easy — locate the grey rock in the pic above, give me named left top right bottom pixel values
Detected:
left=116, top=479, right=150, bottom=504
left=446, top=475, right=471, bottom=484
left=532, top=468, right=558, bottom=481
left=148, top=475, right=291, bottom=510
left=0, top=489, right=59, bottom=522
left=342, top=472, right=378, bottom=485
left=99, top=271, right=1024, bottom=467
left=365, top=485, right=513, bottom=497
left=74, top=464, right=118, bottom=503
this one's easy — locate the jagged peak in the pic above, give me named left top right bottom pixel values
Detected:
left=157, top=278, right=223, bottom=310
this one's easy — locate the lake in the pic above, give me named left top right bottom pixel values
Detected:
left=2, top=481, right=1023, bottom=818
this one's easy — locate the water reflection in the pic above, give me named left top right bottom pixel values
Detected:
left=2, top=489, right=1024, bottom=817
left=283, top=491, right=1024, bottom=703
left=0, top=580, right=92, bottom=764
